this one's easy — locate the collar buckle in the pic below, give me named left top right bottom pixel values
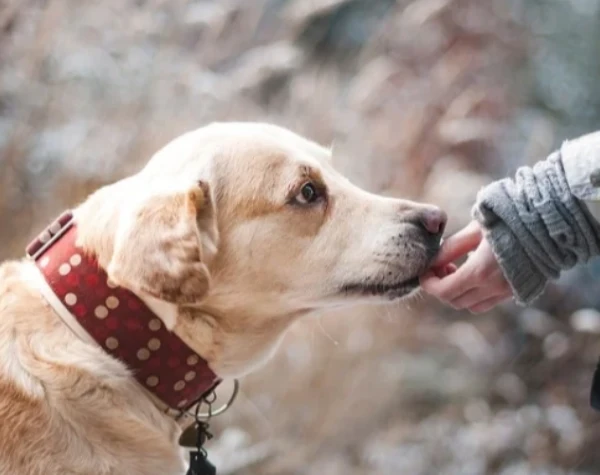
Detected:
left=26, top=211, right=75, bottom=261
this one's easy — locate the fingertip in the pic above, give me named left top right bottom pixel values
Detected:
left=419, top=271, right=437, bottom=290
left=438, top=263, right=457, bottom=278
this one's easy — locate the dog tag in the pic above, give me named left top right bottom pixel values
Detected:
left=179, top=424, right=199, bottom=448
left=187, top=450, right=216, bottom=475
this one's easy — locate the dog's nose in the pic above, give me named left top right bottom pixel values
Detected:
left=418, top=207, right=447, bottom=236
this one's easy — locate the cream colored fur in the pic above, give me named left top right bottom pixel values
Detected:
left=0, top=122, right=443, bottom=475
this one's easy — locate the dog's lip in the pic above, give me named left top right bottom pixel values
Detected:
left=341, top=275, right=421, bottom=297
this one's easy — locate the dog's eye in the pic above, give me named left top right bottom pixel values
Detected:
left=295, top=182, right=320, bottom=205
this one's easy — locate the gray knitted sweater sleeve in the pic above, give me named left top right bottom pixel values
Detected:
left=472, top=150, right=600, bottom=304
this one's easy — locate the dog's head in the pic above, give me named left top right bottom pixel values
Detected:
left=77, top=123, right=445, bottom=374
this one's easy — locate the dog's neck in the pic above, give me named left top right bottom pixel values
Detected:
left=174, top=304, right=301, bottom=378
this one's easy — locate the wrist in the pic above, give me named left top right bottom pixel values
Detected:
left=472, top=152, right=600, bottom=303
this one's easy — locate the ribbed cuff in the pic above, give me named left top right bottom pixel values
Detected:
left=480, top=219, right=548, bottom=305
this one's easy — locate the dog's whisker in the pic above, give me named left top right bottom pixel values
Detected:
left=316, top=316, right=339, bottom=346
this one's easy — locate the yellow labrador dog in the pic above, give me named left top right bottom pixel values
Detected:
left=0, top=122, right=445, bottom=475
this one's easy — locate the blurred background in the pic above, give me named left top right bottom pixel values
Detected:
left=2, top=0, right=600, bottom=473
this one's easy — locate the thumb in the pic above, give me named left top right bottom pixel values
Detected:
left=432, top=220, right=482, bottom=267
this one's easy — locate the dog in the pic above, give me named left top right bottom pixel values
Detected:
left=0, top=122, right=446, bottom=475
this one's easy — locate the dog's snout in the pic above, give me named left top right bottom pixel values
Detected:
left=417, top=207, right=447, bottom=237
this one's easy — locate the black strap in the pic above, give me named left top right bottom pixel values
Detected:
left=591, top=359, right=600, bottom=411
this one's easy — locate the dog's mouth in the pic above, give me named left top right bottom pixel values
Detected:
left=341, top=275, right=421, bottom=300
left=340, top=239, right=441, bottom=300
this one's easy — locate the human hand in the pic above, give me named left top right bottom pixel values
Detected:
left=420, top=221, right=513, bottom=313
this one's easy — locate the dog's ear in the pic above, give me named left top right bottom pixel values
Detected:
left=107, top=181, right=219, bottom=305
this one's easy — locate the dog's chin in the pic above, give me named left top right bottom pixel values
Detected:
left=341, top=276, right=421, bottom=301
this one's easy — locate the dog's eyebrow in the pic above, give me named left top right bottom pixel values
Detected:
left=298, top=165, right=325, bottom=187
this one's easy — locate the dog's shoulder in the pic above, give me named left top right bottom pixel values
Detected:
left=0, top=260, right=186, bottom=474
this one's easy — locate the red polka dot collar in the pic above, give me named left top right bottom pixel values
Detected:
left=26, top=211, right=220, bottom=414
